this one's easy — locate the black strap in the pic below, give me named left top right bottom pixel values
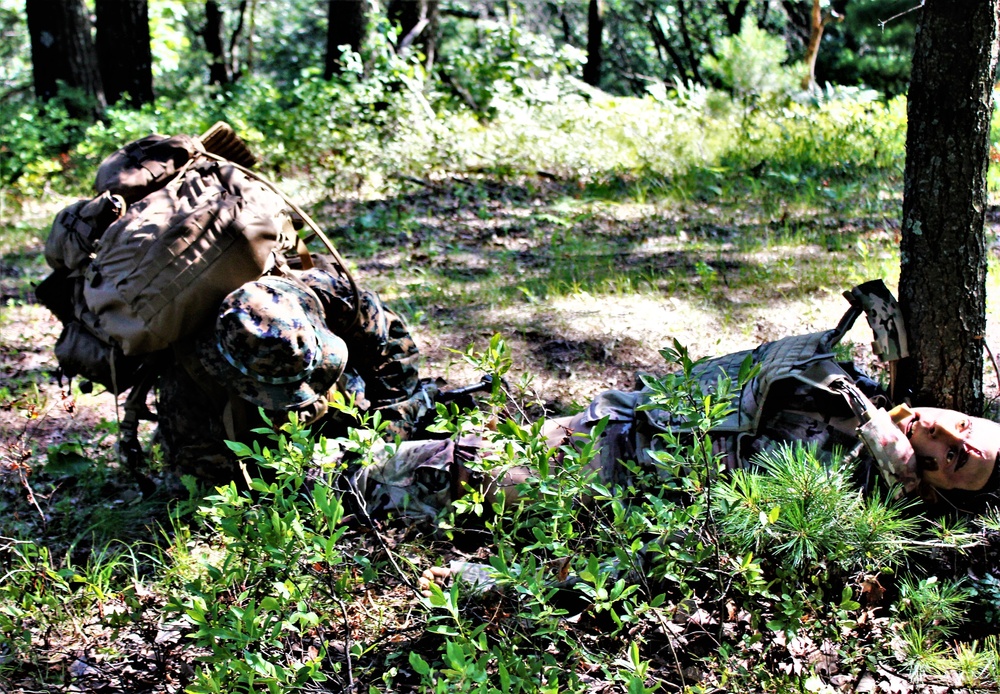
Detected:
left=118, top=361, right=159, bottom=496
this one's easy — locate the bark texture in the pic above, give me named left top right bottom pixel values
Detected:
left=898, top=0, right=1000, bottom=413
left=95, top=0, right=153, bottom=106
left=325, top=0, right=368, bottom=78
left=25, top=0, right=105, bottom=119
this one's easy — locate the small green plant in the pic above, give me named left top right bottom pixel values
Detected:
left=968, top=573, right=1000, bottom=626
left=896, top=576, right=970, bottom=640
left=163, top=412, right=368, bottom=692
left=715, top=443, right=919, bottom=575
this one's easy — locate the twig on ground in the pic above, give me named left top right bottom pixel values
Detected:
left=345, top=477, right=423, bottom=595
left=391, top=174, right=439, bottom=190
left=17, top=456, right=45, bottom=524
left=652, top=609, right=687, bottom=690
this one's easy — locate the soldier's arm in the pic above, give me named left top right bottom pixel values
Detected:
left=298, top=267, right=421, bottom=407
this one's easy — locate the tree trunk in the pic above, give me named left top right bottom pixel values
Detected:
left=25, top=0, right=105, bottom=120
left=388, top=0, right=439, bottom=68
left=800, top=0, right=842, bottom=90
left=583, top=0, right=604, bottom=86
left=897, top=0, right=1000, bottom=414
left=675, top=0, right=703, bottom=85
left=548, top=1, right=573, bottom=44
left=647, top=6, right=700, bottom=85
left=325, top=0, right=368, bottom=78
left=95, top=0, right=153, bottom=106
left=228, top=0, right=248, bottom=80
left=203, top=1, right=230, bottom=85
left=717, top=0, right=751, bottom=36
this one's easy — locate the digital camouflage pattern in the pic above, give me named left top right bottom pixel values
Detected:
left=155, top=361, right=243, bottom=484
left=158, top=278, right=917, bottom=519
left=567, top=284, right=909, bottom=494
left=155, top=262, right=432, bottom=481
left=197, top=275, right=348, bottom=410
left=350, top=437, right=481, bottom=520
left=298, top=266, right=421, bottom=407
left=844, top=279, right=909, bottom=363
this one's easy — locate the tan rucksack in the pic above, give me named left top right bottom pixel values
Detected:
left=38, top=122, right=358, bottom=387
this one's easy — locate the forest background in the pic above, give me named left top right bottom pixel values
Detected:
left=3, top=1, right=1000, bottom=693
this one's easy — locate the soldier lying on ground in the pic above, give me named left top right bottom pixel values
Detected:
left=33, top=123, right=448, bottom=493
left=171, top=275, right=998, bottom=519
left=357, top=282, right=999, bottom=520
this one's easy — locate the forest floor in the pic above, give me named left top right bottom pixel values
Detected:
left=3, top=175, right=1000, bottom=692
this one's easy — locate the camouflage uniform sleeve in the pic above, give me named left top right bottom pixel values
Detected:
left=298, top=268, right=421, bottom=407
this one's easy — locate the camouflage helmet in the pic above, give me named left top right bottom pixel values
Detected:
left=198, top=275, right=347, bottom=410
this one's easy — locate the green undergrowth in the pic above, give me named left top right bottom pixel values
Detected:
left=2, top=61, right=999, bottom=693
left=3, top=337, right=1000, bottom=692
left=2, top=65, right=910, bottom=204
left=0, top=66, right=928, bottom=342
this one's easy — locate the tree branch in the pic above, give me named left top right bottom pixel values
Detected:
left=879, top=1, right=925, bottom=31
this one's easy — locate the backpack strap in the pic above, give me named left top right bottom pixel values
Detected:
left=116, top=358, right=159, bottom=495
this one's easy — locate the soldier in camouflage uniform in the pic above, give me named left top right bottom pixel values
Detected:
left=355, top=281, right=1000, bottom=520
left=155, top=258, right=437, bottom=485
left=156, top=274, right=1000, bottom=518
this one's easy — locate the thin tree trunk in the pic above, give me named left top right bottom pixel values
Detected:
left=717, top=0, right=750, bottom=36
left=203, top=1, right=230, bottom=85
left=95, top=0, right=153, bottom=106
left=647, top=9, right=695, bottom=84
left=548, top=1, right=573, bottom=44
left=583, top=0, right=604, bottom=86
left=246, top=0, right=256, bottom=76
left=897, top=0, right=1000, bottom=413
left=800, top=0, right=842, bottom=90
left=229, top=0, right=248, bottom=79
left=675, top=0, right=703, bottom=85
left=388, top=0, right=438, bottom=69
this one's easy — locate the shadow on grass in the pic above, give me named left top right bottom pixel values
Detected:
left=316, top=174, right=887, bottom=314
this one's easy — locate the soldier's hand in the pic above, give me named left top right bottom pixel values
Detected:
left=418, top=565, right=452, bottom=597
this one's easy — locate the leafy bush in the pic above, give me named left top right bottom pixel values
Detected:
left=165, top=412, right=358, bottom=692
left=4, top=332, right=1000, bottom=691
left=701, top=19, right=799, bottom=105
left=1, top=40, right=912, bottom=213
left=435, top=16, right=585, bottom=119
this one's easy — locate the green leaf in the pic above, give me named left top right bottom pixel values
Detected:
left=224, top=440, right=254, bottom=458
left=409, top=651, right=431, bottom=676
left=767, top=505, right=781, bottom=524
left=45, top=442, right=90, bottom=477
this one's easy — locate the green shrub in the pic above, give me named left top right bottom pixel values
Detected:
left=714, top=443, right=919, bottom=575
left=701, top=19, right=799, bottom=105
left=165, top=412, right=357, bottom=692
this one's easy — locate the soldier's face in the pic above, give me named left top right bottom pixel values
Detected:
left=894, top=407, right=1000, bottom=491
